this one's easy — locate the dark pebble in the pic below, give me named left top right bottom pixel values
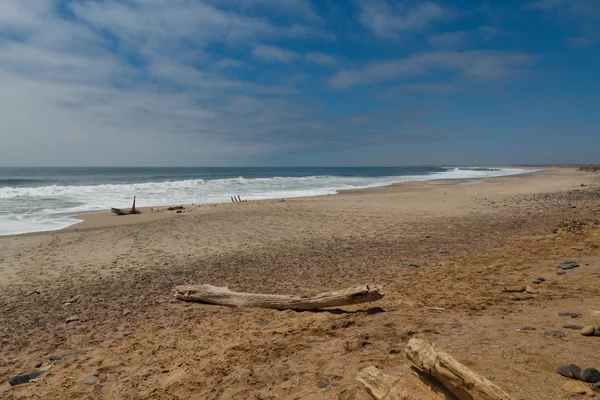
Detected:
left=594, top=329, right=600, bottom=337
left=556, top=364, right=582, bottom=379
left=557, top=271, right=567, bottom=275
left=318, top=381, right=330, bottom=389
left=408, top=263, right=420, bottom=267
left=559, top=312, right=582, bottom=318
left=31, top=317, right=40, bottom=324
left=563, top=325, right=584, bottom=330
left=8, top=368, right=50, bottom=386
left=34, top=363, right=42, bottom=368
left=48, top=355, right=61, bottom=361
left=449, top=322, right=462, bottom=328
left=545, top=330, right=566, bottom=337
left=581, top=368, right=600, bottom=383
left=440, top=250, right=449, bottom=254
left=531, top=280, right=542, bottom=284
left=520, top=326, right=536, bottom=331
left=536, top=277, right=546, bottom=282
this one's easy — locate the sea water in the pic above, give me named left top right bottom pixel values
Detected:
left=0, top=166, right=534, bottom=236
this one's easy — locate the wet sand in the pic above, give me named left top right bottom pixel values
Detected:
left=1, top=167, right=600, bottom=399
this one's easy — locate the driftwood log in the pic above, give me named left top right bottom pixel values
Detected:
left=356, top=365, right=454, bottom=400
left=173, top=284, right=384, bottom=310
left=111, top=196, right=141, bottom=216
left=405, top=338, right=516, bottom=400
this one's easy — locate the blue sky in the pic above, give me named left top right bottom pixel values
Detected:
left=0, top=0, right=598, bottom=166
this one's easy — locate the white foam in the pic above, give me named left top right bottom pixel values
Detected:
left=0, top=167, right=535, bottom=236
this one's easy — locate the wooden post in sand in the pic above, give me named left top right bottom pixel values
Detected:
left=405, top=338, right=516, bottom=400
left=237, top=195, right=242, bottom=202
left=173, top=284, right=384, bottom=310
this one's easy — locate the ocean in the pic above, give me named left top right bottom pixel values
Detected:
left=0, top=166, right=534, bottom=236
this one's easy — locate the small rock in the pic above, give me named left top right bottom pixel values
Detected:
left=557, top=271, right=567, bottom=275
left=83, top=376, right=98, bottom=385
left=31, top=317, right=40, bottom=324
left=449, top=322, right=462, bottom=328
left=580, top=326, right=596, bottom=336
left=580, top=368, right=600, bottom=383
left=519, top=326, right=536, bottom=331
left=536, top=277, right=546, bottom=282
left=8, top=366, right=51, bottom=386
left=559, top=312, right=582, bottom=318
left=545, top=330, right=566, bottom=337
left=531, top=279, right=543, bottom=284
left=172, top=322, right=181, bottom=327
left=34, top=363, right=42, bottom=368
left=65, top=315, right=79, bottom=323
left=573, top=247, right=585, bottom=251
left=594, top=329, right=600, bottom=337
left=563, top=381, right=594, bottom=395
left=557, top=261, right=580, bottom=269
left=439, top=250, right=449, bottom=254
left=503, top=286, right=526, bottom=293
left=408, top=263, right=420, bottom=267
left=258, top=319, right=269, bottom=325
left=495, top=272, right=501, bottom=276
left=318, top=381, right=330, bottom=389
left=556, top=364, right=582, bottom=379
left=48, top=355, right=61, bottom=361
left=563, top=324, right=584, bottom=330
left=60, top=350, right=86, bottom=357
left=122, top=309, right=130, bottom=316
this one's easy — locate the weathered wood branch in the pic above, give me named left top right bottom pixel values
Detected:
left=173, top=284, right=384, bottom=310
left=405, top=338, right=516, bottom=400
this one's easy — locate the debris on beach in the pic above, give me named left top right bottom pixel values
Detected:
left=8, top=366, right=52, bottom=386
left=173, top=284, right=384, bottom=310
left=111, top=196, right=141, bottom=216
left=168, top=205, right=184, bottom=211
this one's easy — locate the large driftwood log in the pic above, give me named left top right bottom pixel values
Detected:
left=173, top=284, right=384, bottom=310
left=356, top=366, right=452, bottom=400
left=111, top=196, right=141, bottom=216
left=405, top=338, right=516, bottom=400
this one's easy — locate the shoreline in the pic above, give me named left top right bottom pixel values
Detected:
left=4, top=167, right=543, bottom=238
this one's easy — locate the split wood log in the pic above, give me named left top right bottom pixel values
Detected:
left=356, top=366, right=452, bottom=400
left=405, top=338, right=516, bottom=400
left=173, top=284, right=384, bottom=310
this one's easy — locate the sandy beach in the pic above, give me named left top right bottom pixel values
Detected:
left=1, top=167, right=600, bottom=399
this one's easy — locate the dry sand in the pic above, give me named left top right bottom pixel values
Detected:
left=1, top=167, right=600, bottom=399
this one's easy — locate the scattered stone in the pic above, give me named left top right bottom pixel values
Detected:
left=559, top=312, right=582, bottom=318
left=60, top=350, right=86, bottom=357
left=65, top=315, right=79, bottom=323
left=556, top=364, right=582, bottom=379
left=573, top=247, right=585, bottom=251
left=594, top=329, right=600, bottom=337
left=562, top=381, right=594, bottom=395
left=563, top=324, right=584, bottom=330
left=531, top=279, right=543, bottom=284
left=580, top=368, right=600, bottom=383
left=580, top=326, right=596, bottom=336
left=48, top=355, right=61, bottom=361
left=8, top=366, right=51, bottom=386
left=503, top=286, right=526, bottom=293
left=172, top=322, right=181, bottom=327
left=545, top=330, right=566, bottom=338
left=525, top=286, right=538, bottom=294
left=258, top=319, right=269, bottom=325
left=494, top=272, right=501, bottom=276
left=318, top=381, right=331, bottom=389
left=536, top=277, right=546, bottom=282
left=543, top=291, right=553, bottom=295
left=519, top=326, right=536, bottom=331
left=557, top=271, right=567, bottom=275
left=83, top=376, right=98, bottom=385
left=63, top=295, right=81, bottom=304
left=34, top=363, right=42, bottom=368
left=408, top=263, right=420, bottom=267
left=449, top=322, right=462, bottom=328
left=439, top=250, right=449, bottom=254
left=108, top=331, right=132, bottom=339
left=557, top=261, right=580, bottom=270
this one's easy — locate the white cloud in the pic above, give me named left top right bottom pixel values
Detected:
left=305, top=52, right=337, bottom=66
left=355, top=0, right=450, bottom=39
left=330, top=51, right=535, bottom=89
left=253, top=44, right=299, bottom=63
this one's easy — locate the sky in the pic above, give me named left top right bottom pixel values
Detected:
left=0, top=0, right=598, bottom=167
